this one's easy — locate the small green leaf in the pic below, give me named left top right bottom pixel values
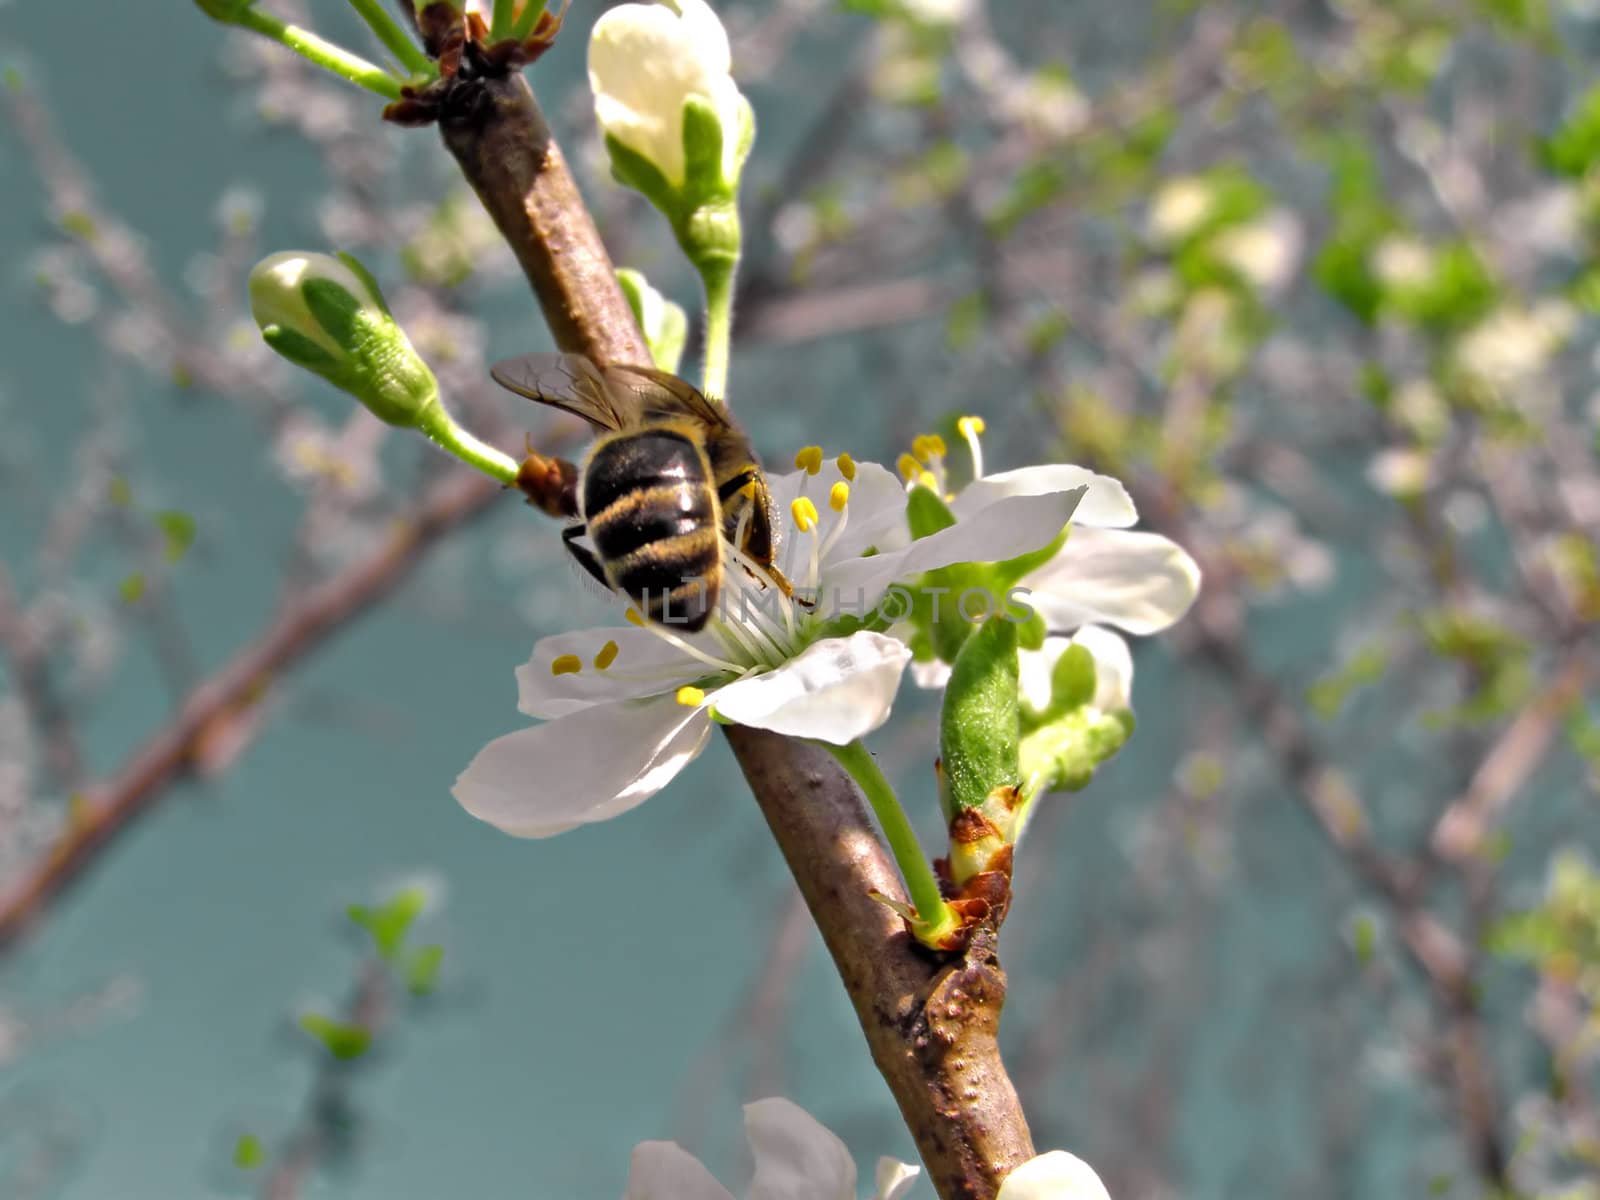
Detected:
left=347, top=885, right=426, bottom=960
left=299, top=1012, right=372, bottom=1061
left=233, top=1133, right=265, bottom=1169
left=680, top=94, right=730, bottom=196
left=406, top=944, right=445, bottom=996
left=262, top=325, right=340, bottom=374
left=300, top=277, right=365, bottom=349
left=118, top=572, right=146, bottom=605
left=155, top=510, right=197, bottom=563
left=939, top=617, right=1020, bottom=816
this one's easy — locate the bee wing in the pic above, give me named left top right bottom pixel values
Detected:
left=490, top=352, right=634, bottom=432
left=598, top=364, right=732, bottom=430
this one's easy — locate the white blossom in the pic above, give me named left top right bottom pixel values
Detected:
left=455, top=461, right=1085, bottom=838
left=622, top=1098, right=919, bottom=1200
left=589, top=0, right=749, bottom=189
left=996, top=1151, right=1113, bottom=1200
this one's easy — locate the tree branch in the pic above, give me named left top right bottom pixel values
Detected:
left=433, top=71, right=1035, bottom=1197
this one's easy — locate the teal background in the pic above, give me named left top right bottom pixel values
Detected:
left=1, top=3, right=1586, bottom=1199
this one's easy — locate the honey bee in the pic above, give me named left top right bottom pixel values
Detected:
left=491, top=353, right=783, bottom=632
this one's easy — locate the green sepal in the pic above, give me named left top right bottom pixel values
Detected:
left=906, top=483, right=958, bottom=539
left=262, top=325, right=340, bottom=374
left=336, top=252, right=391, bottom=316
left=681, top=93, right=730, bottom=198
left=604, top=132, right=683, bottom=223
left=301, top=276, right=364, bottom=348
left=1019, top=706, right=1134, bottom=797
left=990, top=520, right=1071, bottom=592
left=939, top=616, right=1020, bottom=817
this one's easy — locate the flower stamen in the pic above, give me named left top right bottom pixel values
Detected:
left=896, top=452, right=919, bottom=482
left=794, top=445, right=824, bottom=475
left=551, top=654, right=582, bottom=676
left=593, top=640, right=620, bottom=670
left=957, top=415, right=986, bottom=479
left=675, top=685, right=706, bottom=707
left=835, top=452, right=857, bottom=481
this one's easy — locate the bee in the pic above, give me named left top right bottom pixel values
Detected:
left=491, top=353, right=783, bottom=633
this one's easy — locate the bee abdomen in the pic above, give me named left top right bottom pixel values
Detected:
left=589, top=484, right=715, bottom=560
left=612, top=529, right=721, bottom=630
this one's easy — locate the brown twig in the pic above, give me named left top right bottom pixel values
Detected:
left=430, top=68, right=1035, bottom=1198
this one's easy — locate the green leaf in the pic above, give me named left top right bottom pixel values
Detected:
left=155, top=510, right=196, bottom=563
left=347, top=885, right=426, bottom=960
left=298, top=1012, right=372, bottom=1061
left=233, top=1133, right=265, bottom=1170
left=680, top=93, right=730, bottom=196
left=1539, top=83, right=1600, bottom=178
left=406, top=944, right=445, bottom=996
left=939, top=617, right=1020, bottom=816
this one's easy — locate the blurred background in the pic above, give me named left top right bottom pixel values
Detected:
left=1, top=0, right=1598, bottom=1197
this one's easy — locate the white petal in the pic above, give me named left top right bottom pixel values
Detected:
left=712, top=632, right=910, bottom=744
left=829, top=489, right=1085, bottom=614
left=1023, top=527, right=1200, bottom=635
left=909, top=656, right=952, bottom=691
left=873, top=1157, right=922, bottom=1200
left=996, top=1151, right=1111, bottom=1200
left=623, top=1140, right=736, bottom=1200
left=952, top=465, right=1136, bottom=528
left=589, top=2, right=733, bottom=187
left=1073, top=626, right=1133, bottom=711
left=452, top=696, right=709, bottom=837
left=744, top=1098, right=857, bottom=1200
left=516, top=626, right=707, bottom=718
left=825, top=462, right=914, bottom=561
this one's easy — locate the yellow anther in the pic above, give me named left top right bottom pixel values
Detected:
left=550, top=654, right=582, bottom=676
left=896, top=453, right=920, bottom=481
left=913, top=433, right=947, bottom=462
left=829, top=481, right=850, bottom=512
left=675, top=685, right=706, bottom=707
left=835, top=452, right=857, bottom=481
left=791, top=496, right=820, bottom=532
left=917, top=470, right=938, bottom=491
left=593, top=640, right=619, bottom=670
left=794, top=445, right=824, bottom=474
left=624, top=608, right=645, bottom=627
left=957, top=415, right=986, bottom=438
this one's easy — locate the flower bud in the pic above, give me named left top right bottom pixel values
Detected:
left=996, top=1151, right=1112, bottom=1200
left=588, top=0, right=754, bottom=273
left=249, top=251, right=439, bottom=429
left=616, top=268, right=688, bottom=373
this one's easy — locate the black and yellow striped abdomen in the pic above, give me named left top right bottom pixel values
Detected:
left=582, top=426, right=722, bottom=631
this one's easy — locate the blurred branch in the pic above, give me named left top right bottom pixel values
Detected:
left=0, top=468, right=501, bottom=946
left=0, top=568, right=86, bottom=796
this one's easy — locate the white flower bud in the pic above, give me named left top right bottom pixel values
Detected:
left=248, top=251, right=439, bottom=428
left=997, top=1150, right=1113, bottom=1200
left=588, top=0, right=752, bottom=193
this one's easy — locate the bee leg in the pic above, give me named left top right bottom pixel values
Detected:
left=717, top=468, right=760, bottom=502
left=516, top=443, right=581, bottom=519
left=561, top=523, right=611, bottom=590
